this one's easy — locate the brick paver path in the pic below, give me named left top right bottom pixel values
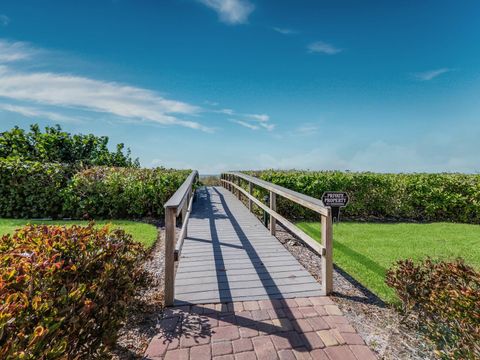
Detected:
left=144, top=297, right=377, bottom=359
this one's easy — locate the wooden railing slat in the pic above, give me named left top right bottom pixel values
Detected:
left=165, top=171, right=198, bottom=216
left=221, top=173, right=333, bottom=296
left=163, top=170, right=198, bottom=306
left=222, top=179, right=326, bottom=256
left=226, top=171, right=329, bottom=216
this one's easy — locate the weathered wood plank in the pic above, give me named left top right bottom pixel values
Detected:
left=173, top=186, right=324, bottom=305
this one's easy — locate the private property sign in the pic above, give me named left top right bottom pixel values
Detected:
left=321, top=192, right=349, bottom=222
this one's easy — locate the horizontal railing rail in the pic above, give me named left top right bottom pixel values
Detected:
left=220, top=171, right=333, bottom=295
left=164, top=170, right=199, bottom=306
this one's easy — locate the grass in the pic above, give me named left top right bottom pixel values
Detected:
left=0, top=218, right=158, bottom=249
left=297, top=221, right=480, bottom=303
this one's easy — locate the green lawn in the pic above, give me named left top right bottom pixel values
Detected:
left=297, top=221, right=480, bottom=303
left=0, top=219, right=158, bottom=249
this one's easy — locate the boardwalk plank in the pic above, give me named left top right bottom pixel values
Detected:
left=174, top=186, right=323, bottom=305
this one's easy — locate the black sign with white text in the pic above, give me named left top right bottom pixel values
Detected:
left=321, top=192, right=349, bottom=222
left=321, top=192, right=349, bottom=208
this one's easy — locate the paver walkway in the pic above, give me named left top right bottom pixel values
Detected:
left=144, top=297, right=377, bottom=359
left=144, top=186, right=377, bottom=358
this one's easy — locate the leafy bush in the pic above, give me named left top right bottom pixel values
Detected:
left=386, top=258, right=480, bottom=359
left=0, top=124, right=139, bottom=167
left=0, top=158, right=73, bottom=218
left=63, top=167, right=192, bottom=219
left=246, top=170, right=480, bottom=223
left=0, top=224, right=148, bottom=359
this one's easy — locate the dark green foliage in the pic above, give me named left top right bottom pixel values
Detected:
left=0, top=159, right=190, bottom=219
left=0, top=124, right=139, bottom=167
left=63, top=167, right=192, bottom=219
left=0, top=224, right=148, bottom=359
left=247, top=170, right=480, bottom=223
left=386, top=259, right=480, bottom=359
left=0, top=158, right=73, bottom=218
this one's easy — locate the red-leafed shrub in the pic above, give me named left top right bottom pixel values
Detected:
left=386, top=258, right=480, bottom=359
left=0, top=224, right=148, bottom=359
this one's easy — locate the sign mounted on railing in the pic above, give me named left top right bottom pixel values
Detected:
left=321, top=192, right=349, bottom=222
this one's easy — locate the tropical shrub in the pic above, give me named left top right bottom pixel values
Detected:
left=0, top=124, right=139, bottom=167
left=246, top=170, right=480, bottom=223
left=386, top=258, right=480, bottom=359
left=0, top=158, right=73, bottom=218
left=63, top=167, right=192, bottom=218
left=0, top=224, right=148, bottom=359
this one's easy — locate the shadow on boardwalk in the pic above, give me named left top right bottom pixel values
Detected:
left=143, top=187, right=377, bottom=359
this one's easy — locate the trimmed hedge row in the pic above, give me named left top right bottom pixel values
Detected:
left=0, top=158, right=191, bottom=219
left=0, top=158, right=73, bottom=218
left=247, top=170, right=480, bottom=223
left=0, top=224, right=148, bottom=359
left=63, top=167, right=191, bottom=219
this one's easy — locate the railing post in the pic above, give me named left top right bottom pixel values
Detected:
left=182, top=189, right=191, bottom=238
left=164, top=207, right=176, bottom=306
left=236, top=176, right=240, bottom=199
left=269, top=191, right=276, bottom=236
left=321, top=209, right=333, bottom=295
left=248, top=181, right=253, bottom=212
left=181, top=194, right=187, bottom=224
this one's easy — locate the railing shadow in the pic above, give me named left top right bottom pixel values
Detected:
left=210, top=187, right=318, bottom=351
left=161, top=186, right=332, bottom=354
left=333, top=264, right=386, bottom=307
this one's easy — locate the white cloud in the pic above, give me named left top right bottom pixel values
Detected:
left=218, top=108, right=235, bottom=115
left=259, top=122, right=274, bottom=131
left=414, top=68, right=451, bottom=81
left=0, top=103, right=82, bottom=123
left=0, top=15, right=9, bottom=27
left=307, top=41, right=342, bottom=55
left=229, top=112, right=274, bottom=131
left=247, top=113, right=269, bottom=122
left=272, top=27, right=297, bottom=35
left=0, top=38, right=274, bottom=134
left=0, top=40, right=36, bottom=63
left=230, top=119, right=259, bottom=130
left=249, top=130, right=480, bottom=173
left=0, top=65, right=214, bottom=131
left=198, top=0, right=254, bottom=25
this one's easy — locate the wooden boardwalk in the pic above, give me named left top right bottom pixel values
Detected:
left=175, top=186, right=323, bottom=305
left=146, top=179, right=377, bottom=359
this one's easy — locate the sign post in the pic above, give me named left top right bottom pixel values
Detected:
left=321, top=192, right=349, bottom=222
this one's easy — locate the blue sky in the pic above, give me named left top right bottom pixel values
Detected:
left=0, top=0, right=479, bottom=174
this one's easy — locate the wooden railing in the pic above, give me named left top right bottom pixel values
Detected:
left=164, top=170, right=198, bottom=306
left=220, top=172, right=333, bottom=295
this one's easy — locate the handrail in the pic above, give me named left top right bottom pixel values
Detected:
left=220, top=171, right=333, bottom=296
left=164, top=170, right=198, bottom=306
left=226, top=172, right=329, bottom=216
left=165, top=170, right=198, bottom=215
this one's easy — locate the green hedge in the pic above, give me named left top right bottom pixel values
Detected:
left=0, top=158, right=73, bottom=218
left=0, top=224, right=147, bottom=359
left=0, top=159, right=191, bottom=219
left=63, top=167, right=191, bottom=219
left=246, top=170, right=480, bottom=223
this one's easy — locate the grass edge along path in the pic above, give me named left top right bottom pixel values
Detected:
left=0, top=218, right=158, bottom=249
left=297, top=221, right=480, bottom=303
